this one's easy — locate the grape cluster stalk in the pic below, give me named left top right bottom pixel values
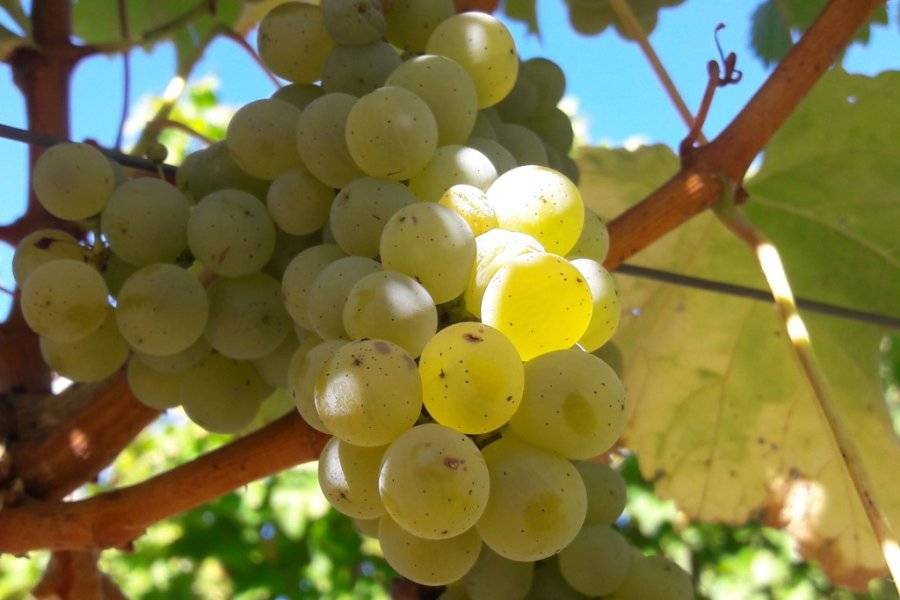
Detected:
left=12, top=1, right=694, bottom=597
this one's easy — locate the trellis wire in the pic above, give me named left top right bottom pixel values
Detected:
left=1, top=122, right=898, bottom=332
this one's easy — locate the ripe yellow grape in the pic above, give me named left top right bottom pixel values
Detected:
left=608, top=554, right=694, bottom=600
left=179, top=142, right=269, bottom=203
left=426, top=13, right=518, bottom=108
left=226, top=99, right=303, bottom=180
left=438, top=184, right=498, bottom=236
left=282, top=244, right=347, bottom=328
left=329, top=177, right=417, bottom=257
left=378, top=516, right=482, bottom=586
left=575, top=461, right=627, bottom=525
left=480, top=252, right=592, bottom=360
left=419, top=322, right=524, bottom=434
left=567, top=208, right=610, bottom=264
left=13, top=229, right=84, bottom=285
left=384, top=0, right=454, bottom=53
left=306, top=256, right=381, bottom=339
left=257, top=2, right=333, bottom=84
left=409, top=145, right=498, bottom=203
left=463, top=228, right=544, bottom=318
left=32, top=142, right=114, bottom=220
left=266, top=166, right=335, bottom=236
left=252, top=333, right=300, bottom=388
left=459, top=545, right=535, bottom=600
left=39, top=308, right=129, bottom=382
left=322, top=0, right=385, bottom=45
left=136, top=336, right=212, bottom=375
left=288, top=338, right=342, bottom=433
left=318, top=437, right=387, bottom=519
left=271, top=83, right=324, bottom=110
left=21, top=259, right=109, bottom=342
left=570, top=258, right=620, bottom=351
left=127, top=356, right=184, bottom=410
left=296, top=93, right=366, bottom=189
left=180, top=354, right=270, bottom=433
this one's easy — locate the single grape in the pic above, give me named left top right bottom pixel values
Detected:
left=346, top=86, right=438, bottom=181
left=322, top=0, right=385, bottom=45
left=315, top=339, right=422, bottom=446
left=136, top=336, right=212, bottom=375
left=387, top=54, right=478, bottom=145
left=180, top=142, right=269, bottom=202
left=271, top=83, right=324, bottom=110
left=354, top=517, right=380, bottom=538
left=419, top=322, right=523, bottom=434
left=101, top=178, right=190, bottom=266
left=409, top=145, right=498, bottom=203
left=438, top=184, right=498, bottom=236
left=252, top=333, right=299, bottom=388
left=574, top=461, right=627, bottom=525
left=470, top=112, right=497, bottom=140
left=480, top=253, right=592, bottom=360
left=379, top=203, right=476, bottom=304
left=426, top=13, right=518, bottom=108
left=116, top=264, right=208, bottom=356
left=266, top=166, right=335, bottom=236
left=257, top=2, right=333, bottom=83
left=567, top=208, right=609, bottom=264
left=487, top=165, right=584, bottom=255
left=463, top=229, right=544, bottom=318
left=282, top=244, right=348, bottom=328
left=296, top=93, right=365, bottom=188
left=570, top=258, right=620, bottom=352
left=288, top=338, right=341, bottom=433
left=477, top=436, right=586, bottom=561
left=378, top=516, right=482, bottom=586
left=318, top=437, right=387, bottom=518
left=180, top=353, right=270, bottom=433
left=558, top=524, right=632, bottom=596
left=494, top=123, right=548, bottom=167
left=32, top=142, right=114, bottom=220
left=384, top=0, right=454, bottom=53
left=127, top=356, right=184, bottom=410
left=39, top=308, right=129, bottom=382
left=495, top=72, right=539, bottom=123
left=379, top=423, right=489, bottom=539
left=522, top=58, right=566, bottom=115
left=12, top=229, right=84, bottom=286
left=306, top=256, right=381, bottom=339
left=343, top=271, right=437, bottom=358
left=226, top=99, right=303, bottom=180
left=459, top=545, right=534, bottom=600
left=466, top=137, right=518, bottom=175
left=187, top=189, right=276, bottom=277
left=608, top=554, right=694, bottom=600
left=21, top=259, right=108, bottom=342
left=322, top=42, right=401, bottom=97
left=329, top=177, right=417, bottom=257
left=526, top=107, right=574, bottom=154
left=525, top=558, right=587, bottom=600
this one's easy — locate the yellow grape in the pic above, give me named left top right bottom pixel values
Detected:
left=378, top=516, right=482, bottom=586
left=438, top=184, right=498, bottom=236
left=288, top=338, right=341, bottom=433
left=257, top=3, right=333, bottom=84
left=318, top=437, right=387, bottom=518
left=463, top=229, right=543, bottom=318
left=570, top=258, right=620, bottom=352
left=39, top=308, right=128, bottom=382
left=21, top=259, right=108, bottom=342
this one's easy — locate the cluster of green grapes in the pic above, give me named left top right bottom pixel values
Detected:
left=14, top=0, right=693, bottom=597
left=564, top=0, right=684, bottom=37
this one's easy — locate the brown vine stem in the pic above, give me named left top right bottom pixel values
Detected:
left=0, top=0, right=885, bottom=554
left=717, top=202, right=900, bottom=594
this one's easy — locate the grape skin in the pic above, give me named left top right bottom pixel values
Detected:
left=464, top=229, right=544, bottom=318
left=458, top=545, right=534, bottom=600
left=136, top=336, right=212, bottom=375
left=378, top=516, right=482, bottom=586
left=282, top=244, right=348, bottom=329
left=322, top=42, right=401, bottom=97
left=409, top=145, right=498, bottom=203
left=322, top=0, right=385, bottom=45
left=39, top=308, right=129, bottom=382
left=226, top=99, right=303, bottom=180
left=288, top=338, right=342, bottom=433
left=13, top=229, right=84, bottom=286
left=271, top=83, right=324, bottom=110
left=127, top=356, right=184, bottom=410
left=570, top=258, right=620, bottom=352
left=252, top=333, right=300, bottom=389
left=318, top=437, right=387, bottom=519
left=558, top=524, right=632, bottom=596
left=466, top=137, right=518, bottom=175
left=384, top=0, right=455, bottom=53
left=306, top=256, right=381, bottom=339
left=32, top=142, right=114, bottom=221
left=494, top=124, right=548, bottom=168
left=567, top=208, right=610, bottom=264
left=180, top=354, right=270, bottom=433
left=266, top=167, right=335, bottom=236
left=575, top=461, right=627, bottom=525
left=329, top=177, right=417, bottom=258
left=522, top=58, right=566, bottom=115
left=438, top=184, right=498, bottom=237
left=21, top=259, right=109, bottom=343
left=257, top=3, right=333, bottom=84
left=296, top=93, right=365, bottom=189
left=608, top=554, right=694, bottom=600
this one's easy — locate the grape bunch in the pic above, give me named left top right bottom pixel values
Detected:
left=15, top=1, right=693, bottom=597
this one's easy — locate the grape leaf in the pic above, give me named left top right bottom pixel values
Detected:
left=580, top=69, right=900, bottom=590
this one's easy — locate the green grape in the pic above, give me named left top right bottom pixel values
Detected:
left=379, top=423, right=489, bottom=539
left=180, top=142, right=269, bottom=202
left=322, top=0, right=385, bottom=45
left=205, top=272, right=291, bottom=360
left=386, top=54, right=478, bottom=145
left=322, top=42, right=401, bottom=97
left=354, top=517, right=380, bottom=538
left=307, top=256, right=381, bottom=339
left=419, top=322, right=523, bottom=434
left=439, top=586, right=471, bottom=600
left=570, top=259, right=619, bottom=352
left=526, top=108, right=575, bottom=154
left=525, top=558, right=587, bottom=600
left=329, top=177, right=417, bottom=257
left=136, top=336, right=212, bottom=375
left=494, top=123, right=548, bottom=167
left=101, top=178, right=190, bottom=266
left=108, top=157, right=127, bottom=186
left=226, top=99, right=303, bottom=180
left=282, top=244, right=347, bottom=328
left=426, top=13, right=519, bottom=108
left=379, top=203, right=476, bottom=304
left=266, top=166, right=335, bottom=236
left=470, top=112, right=497, bottom=140
left=343, top=271, right=437, bottom=358
left=180, top=354, right=270, bottom=433
left=559, top=154, right=580, bottom=186
left=574, top=461, right=627, bottom=525
left=127, top=356, right=184, bottom=410
left=32, top=142, right=114, bottom=220
left=487, top=165, right=584, bottom=254
left=466, top=137, right=518, bottom=175
left=264, top=229, right=321, bottom=279
left=318, top=437, right=387, bottom=518
left=271, top=82, right=324, bottom=110
left=346, top=86, right=438, bottom=181
left=477, top=436, right=586, bottom=561
left=39, top=308, right=129, bottom=382
left=593, top=341, right=623, bottom=377
left=409, top=145, right=498, bottom=203
left=459, top=545, right=534, bottom=600
left=101, top=253, right=138, bottom=297
left=378, top=516, right=482, bottom=586
left=12, top=229, right=84, bottom=285
left=315, top=338, right=422, bottom=446
left=187, top=189, right=276, bottom=277
left=116, top=264, right=208, bottom=356
left=463, top=229, right=543, bottom=318
left=522, top=58, right=566, bottom=115
left=495, top=72, right=538, bottom=123
left=252, top=333, right=299, bottom=388
left=608, top=554, right=694, bottom=600
left=565, top=1, right=613, bottom=36
left=296, top=93, right=365, bottom=188
left=384, top=0, right=454, bottom=53
left=257, top=2, right=333, bottom=83
left=438, top=184, right=497, bottom=237
left=557, top=524, right=632, bottom=595
left=288, top=338, right=341, bottom=433
left=481, top=253, right=592, bottom=360
left=243, top=387, right=295, bottom=432
left=567, top=208, right=609, bottom=263
left=509, top=349, right=625, bottom=459
left=21, top=259, right=108, bottom=342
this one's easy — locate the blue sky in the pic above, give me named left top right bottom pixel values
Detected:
left=0, top=0, right=898, bottom=315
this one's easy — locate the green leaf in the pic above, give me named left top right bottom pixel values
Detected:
left=751, top=0, right=792, bottom=68
left=503, top=0, right=538, bottom=35
left=581, top=69, right=900, bottom=590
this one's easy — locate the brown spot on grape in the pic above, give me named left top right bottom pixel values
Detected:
left=463, top=333, right=483, bottom=343
left=373, top=341, right=391, bottom=354
left=443, top=457, right=463, bottom=470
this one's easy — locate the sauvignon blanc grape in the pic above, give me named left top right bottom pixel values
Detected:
left=282, top=244, right=347, bottom=328
left=179, top=142, right=269, bottom=202
left=322, top=42, right=401, bottom=97
left=329, top=177, right=417, bottom=257
left=318, top=437, right=387, bottom=518
left=526, top=107, right=574, bottom=154
left=322, top=0, right=385, bottom=45
left=384, top=0, right=454, bottom=53
left=525, top=558, right=586, bottom=600
left=378, top=516, right=482, bottom=586
left=409, top=145, right=498, bottom=203
left=608, top=554, right=694, bottom=600
left=226, top=99, right=303, bottom=180
left=438, top=184, right=498, bottom=236
left=271, top=83, right=324, bottom=110
left=466, top=137, right=518, bottom=175
left=574, top=461, right=627, bottom=525
left=252, top=333, right=299, bottom=388
left=13, top=229, right=84, bottom=285
left=257, top=2, right=333, bottom=84
left=136, top=336, right=212, bottom=375
left=306, top=256, right=381, bottom=339
left=266, top=166, right=335, bottom=236
left=570, top=258, right=619, bottom=351
left=296, top=93, right=365, bottom=188
left=33, top=143, right=114, bottom=220
left=21, top=259, right=108, bottom=342
left=40, top=308, right=129, bottom=382
left=127, top=356, right=184, bottom=410
left=288, top=338, right=341, bottom=432
left=496, top=73, right=538, bottom=123
left=558, top=524, right=632, bottom=596
left=459, top=545, right=534, bottom=600
left=463, top=229, right=544, bottom=318
left=494, top=123, right=548, bottom=167
left=180, top=353, right=270, bottom=433
left=567, top=208, right=609, bottom=264
left=522, top=57, right=566, bottom=115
